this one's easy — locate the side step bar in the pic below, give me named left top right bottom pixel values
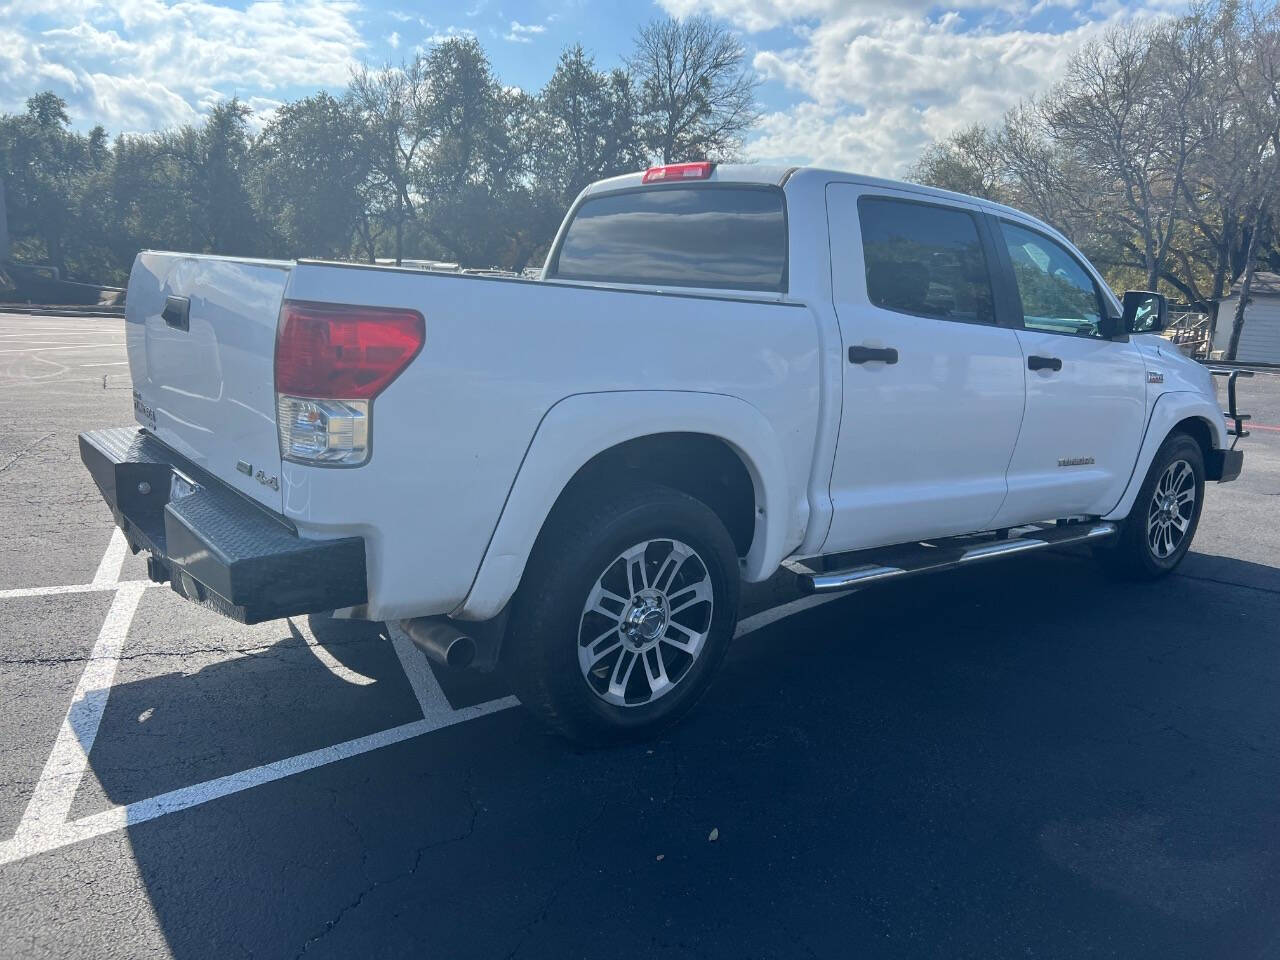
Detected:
left=793, top=522, right=1117, bottom=595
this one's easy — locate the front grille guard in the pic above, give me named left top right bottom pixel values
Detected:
left=1209, top=368, right=1253, bottom=447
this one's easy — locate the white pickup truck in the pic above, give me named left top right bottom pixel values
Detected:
left=81, top=162, right=1248, bottom=742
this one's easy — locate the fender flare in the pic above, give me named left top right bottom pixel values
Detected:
left=1103, top=390, right=1228, bottom=522
left=453, top=390, right=800, bottom=621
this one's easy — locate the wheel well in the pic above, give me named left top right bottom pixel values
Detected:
left=555, top=433, right=757, bottom=557
left=1172, top=416, right=1213, bottom=458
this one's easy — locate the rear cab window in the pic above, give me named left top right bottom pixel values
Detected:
left=857, top=196, right=995, bottom=325
left=548, top=185, right=787, bottom=293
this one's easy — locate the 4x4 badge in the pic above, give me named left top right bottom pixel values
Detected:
left=1147, top=371, right=1164, bottom=384
left=255, top=470, right=279, bottom=491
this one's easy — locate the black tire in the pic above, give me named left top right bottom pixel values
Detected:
left=1095, top=431, right=1205, bottom=580
left=504, top=481, right=740, bottom=744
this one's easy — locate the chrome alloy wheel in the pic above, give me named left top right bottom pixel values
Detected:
left=577, top=539, right=714, bottom=708
left=1147, top=458, right=1196, bottom=559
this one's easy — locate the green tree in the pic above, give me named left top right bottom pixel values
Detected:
left=255, top=93, right=369, bottom=259
left=907, top=0, right=1280, bottom=306
left=537, top=45, right=645, bottom=202
left=348, top=57, right=431, bottom=264
left=907, top=124, right=1005, bottom=201
left=0, top=93, right=102, bottom=275
left=109, top=131, right=195, bottom=262
left=629, top=15, right=760, bottom=163
left=416, top=37, right=533, bottom=267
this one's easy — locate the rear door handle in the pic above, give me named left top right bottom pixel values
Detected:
left=162, top=296, right=190, bottom=332
left=849, top=345, right=899, bottom=365
left=1027, top=355, right=1061, bottom=372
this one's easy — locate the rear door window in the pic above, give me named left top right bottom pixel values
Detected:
left=857, top=197, right=995, bottom=325
left=550, top=186, right=787, bottom=292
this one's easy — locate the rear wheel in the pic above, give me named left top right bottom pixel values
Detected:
left=1096, top=432, right=1204, bottom=580
left=505, top=482, right=739, bottom=744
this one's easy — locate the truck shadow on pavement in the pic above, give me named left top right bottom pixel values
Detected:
left=68, top=615, right=425, bottom=818
left=76, top=551, right=1280, bottom=959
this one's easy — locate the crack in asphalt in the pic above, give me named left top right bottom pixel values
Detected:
left=1173, top=570, right=1280, bottom=596
left=291, top=768, right=482, bottom=958
left=0, top=638, right=382, bottom=668
left=501, top=768, right=617, bottom=960
left=0, top=432, right=55, bottom=473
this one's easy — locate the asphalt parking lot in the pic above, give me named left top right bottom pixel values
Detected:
left=1, top=311, right=1278, bottom=959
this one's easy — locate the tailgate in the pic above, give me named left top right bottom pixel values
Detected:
left=126, top=251, right=291, bottom=511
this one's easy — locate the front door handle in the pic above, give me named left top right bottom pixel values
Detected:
left=1027, top=355, right=1062, bottom=372
left=849, top=345, right=899, bottom=365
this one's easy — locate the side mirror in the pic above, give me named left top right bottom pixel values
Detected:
left=1122, top=290, right=1168, bottom=334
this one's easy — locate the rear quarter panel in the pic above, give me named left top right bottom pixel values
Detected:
left=281, top=265, right=823, bottom=621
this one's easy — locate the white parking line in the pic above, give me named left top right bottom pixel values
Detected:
left=390, top=624, right=520, bottom=725
left=91, top=529, right=128, bottom=588
left=733, top=592, right=841, bottom=637
left=2, top=583, right=145, bottom=858
left=0, top=720, right=435, bottom=863
left=0, top=344, right=122, bottom=354
left=0, top=539, right=846, bottom=867
left=0, top=581, right=157, bottom=601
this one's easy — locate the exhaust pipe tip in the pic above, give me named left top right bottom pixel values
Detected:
left=399, top=617, right=476, bottom=670
left=442, top=634, right=476, bottom=669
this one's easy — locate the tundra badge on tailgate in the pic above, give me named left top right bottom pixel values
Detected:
left=132, top=390, right=156, bottom=430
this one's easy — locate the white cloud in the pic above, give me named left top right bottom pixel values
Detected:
left=755, top=13, right=1093, bottom=112
left=73, top=72, right=202, bottom=130
left=656, top=0, right=1003, bottom=33
left=387, top=30, right=401, bottom=49
left=420, top=24, right=477, bottom=46
left=503, top=20, right=546, bottom=43
left=660, top=0, right=1179, bottom=176
left=0, top=0, right=364, bottom=132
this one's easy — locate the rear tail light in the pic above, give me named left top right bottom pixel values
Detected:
left=276, top=397, right=370, bottom=465
left=275, top=300, right=424, bottom=466
left=642, top=161, right=713, bottom=184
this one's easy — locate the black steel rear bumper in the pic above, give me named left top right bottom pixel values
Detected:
left=79, top=427, right=367, bottom=624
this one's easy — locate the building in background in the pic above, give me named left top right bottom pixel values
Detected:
left=1214, top=273, right=1280, bottom=364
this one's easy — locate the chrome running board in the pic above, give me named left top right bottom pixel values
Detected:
left=795, top=522, right=1117, bottom=595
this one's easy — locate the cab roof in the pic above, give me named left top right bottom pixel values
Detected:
left=581, top=163, right=1030, bottom=222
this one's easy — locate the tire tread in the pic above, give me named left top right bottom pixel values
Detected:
left=504, top=481, right=739, bottom=744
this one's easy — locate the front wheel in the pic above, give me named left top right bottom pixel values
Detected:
left=505, top=482, right=740, bottom=744
left=1096, top=431, right=1205, bottom=580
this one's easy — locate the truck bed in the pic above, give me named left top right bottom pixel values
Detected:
left=121, top=254, right=826, bottom=621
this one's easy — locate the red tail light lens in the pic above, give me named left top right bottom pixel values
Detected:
left=275, top=301, right=425, bottom=400
left=642, top=161, right=713, bottom=184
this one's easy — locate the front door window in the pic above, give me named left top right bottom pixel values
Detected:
left=999, top=221, right=1105, bottom=338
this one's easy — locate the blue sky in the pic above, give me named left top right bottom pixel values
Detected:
left=0, top=0, right=1183, bottom=176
